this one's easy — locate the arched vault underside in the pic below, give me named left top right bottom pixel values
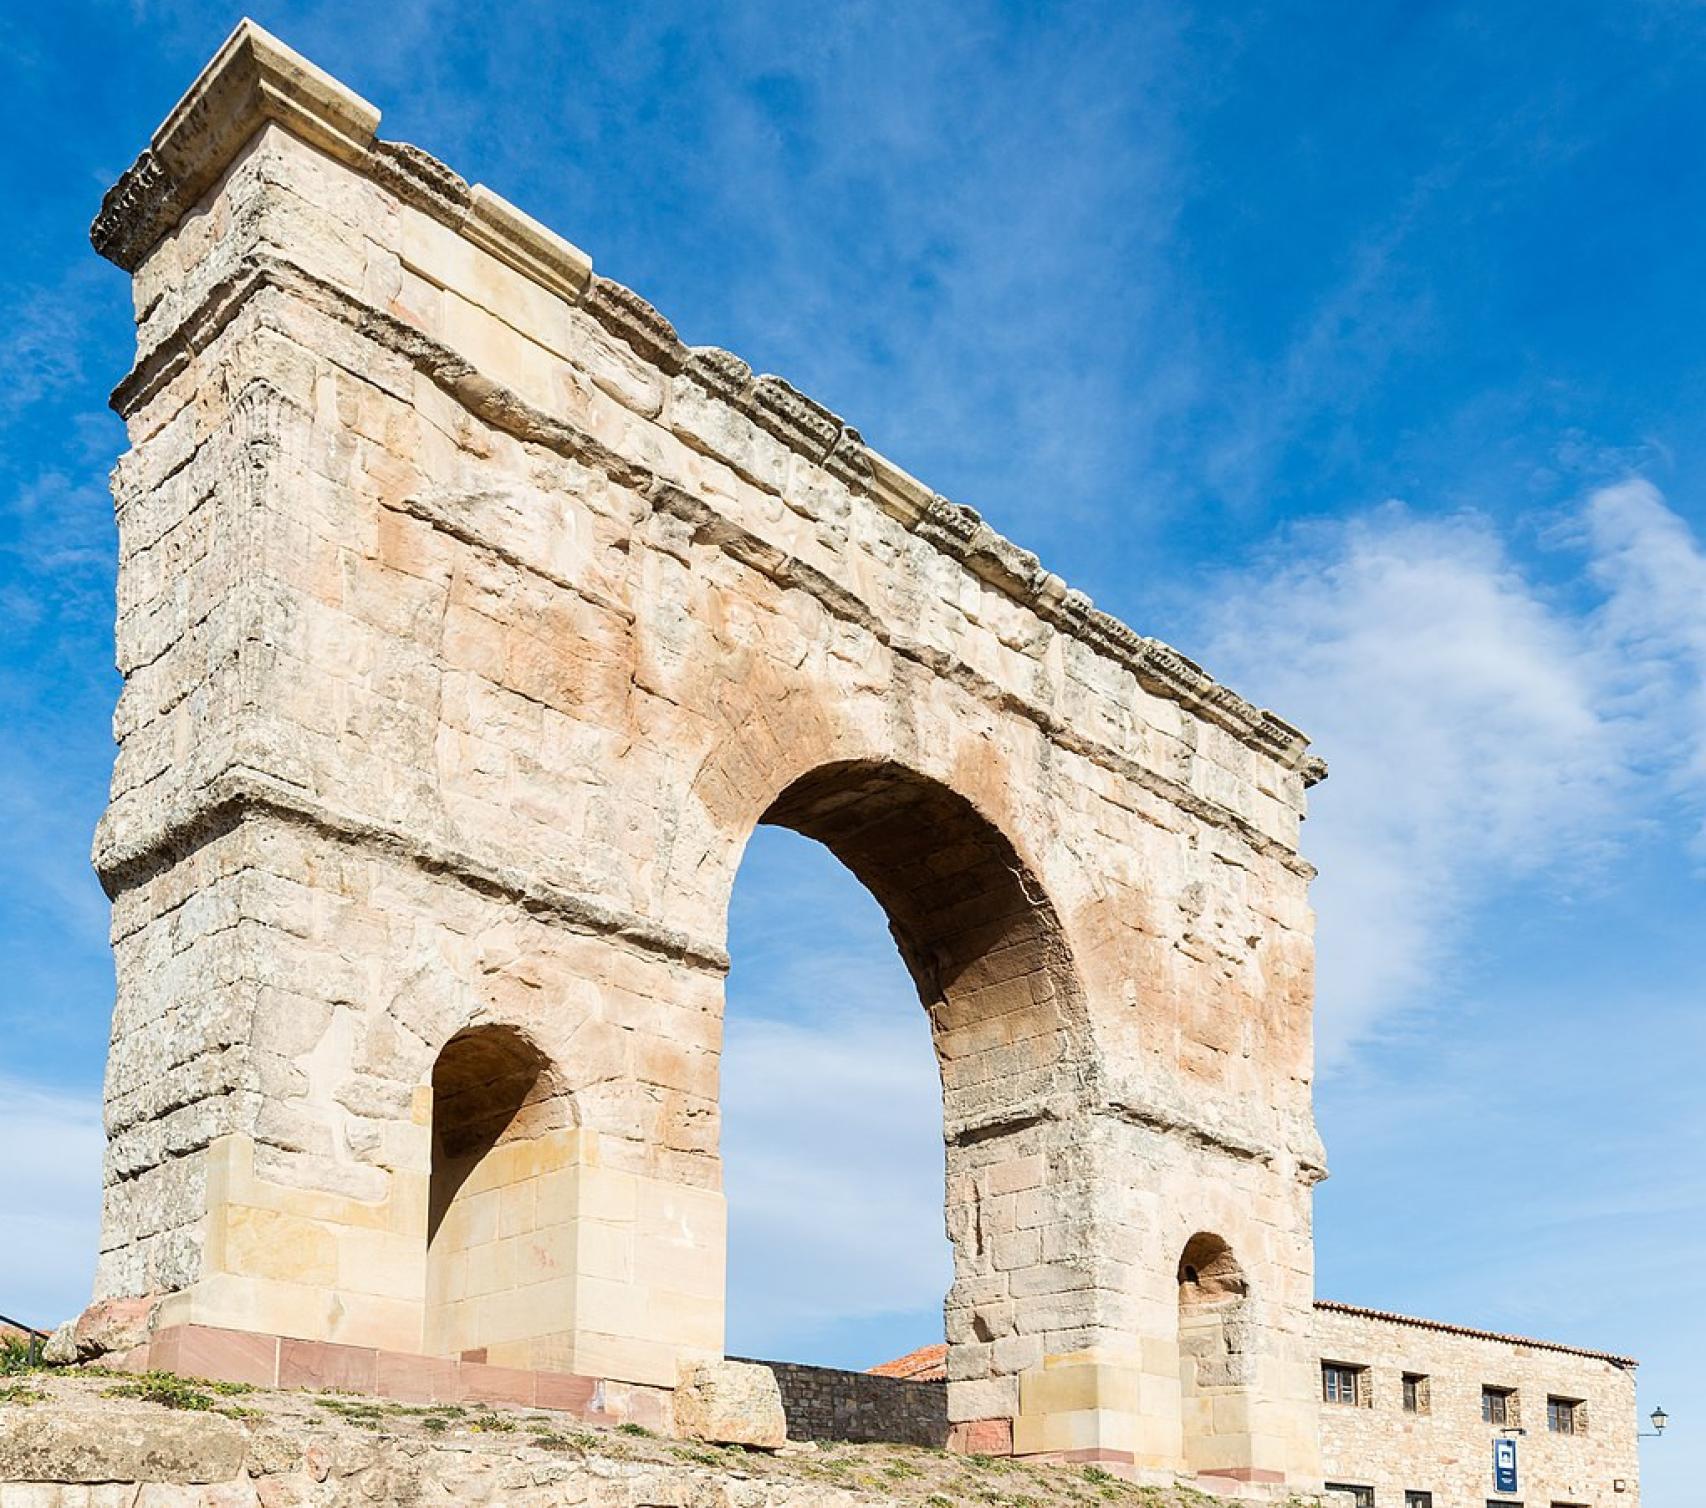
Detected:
left=86, top=19, right=1327, bottom=1491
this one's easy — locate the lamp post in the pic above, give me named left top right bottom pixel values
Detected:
left=1638, top=1406, right=1669, bottom=1439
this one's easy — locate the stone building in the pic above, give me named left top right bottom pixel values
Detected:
left=866, top=1304, right=1642, bottom=1505
left=1316, top=1302, right=1640, bottom=1508
left=71, top=18, right=1641, bottom=1501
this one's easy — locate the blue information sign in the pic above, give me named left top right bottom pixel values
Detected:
left=1493, top=1437, right=1519, bottom=1494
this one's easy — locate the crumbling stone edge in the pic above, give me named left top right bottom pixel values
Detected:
left=90, top=18, right=1326, bottom=791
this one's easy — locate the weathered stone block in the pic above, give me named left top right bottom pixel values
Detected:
left=674, top=1358, right=788, bottom=1449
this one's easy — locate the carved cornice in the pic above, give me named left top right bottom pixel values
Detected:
left=93, top=19, right=1326, bottom=788
left=584, top=277, right=685, bottom=370
left=93, top=18, right=380, bottom=271
left=366, top=139, right=470, bottom=223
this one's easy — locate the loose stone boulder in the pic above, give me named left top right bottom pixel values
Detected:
left=674, top=1359, right=788, bottom=1449
left=42, top=1294, right=157, bottom=1364
left=41, top=1321, right=78, bottom=1367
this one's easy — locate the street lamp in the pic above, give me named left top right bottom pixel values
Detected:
left=1639, top=1406, right=1668, bottom=1439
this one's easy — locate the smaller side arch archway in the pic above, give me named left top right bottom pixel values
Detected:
left=1176, top=1232, right=1255, bottom=1475
left=425, top=1023, right=579, bottom=1364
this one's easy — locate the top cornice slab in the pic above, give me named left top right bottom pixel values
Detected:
left=91, top=18, right=1326, bottom=787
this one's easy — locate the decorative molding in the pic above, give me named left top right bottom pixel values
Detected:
left=466, top=185, right=593, bottom=304
left=95, top=762, right=731, bottom=975
left=367, top=139, right=470, bottom=224
left=91, top=151, right=186, bottom=273
left=583, top=277, right=685, bottom=371
left=92, top=20, right=1326, bottom=788
left=93, top=18, right=379, bottom=271
left=110, top=251, right=1325, bottom=871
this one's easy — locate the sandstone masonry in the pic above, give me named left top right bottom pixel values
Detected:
left=87, top=18, right=1324, bottom=1489
left=73, top=17, right=1642, bottom=1504
left=1315, top=1303, right=1640, bottom=1507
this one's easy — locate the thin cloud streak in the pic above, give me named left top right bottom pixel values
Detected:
left=1202, top=481, right=1706, bottom=1061
left=722, top=826, right=951, bottom=1362
left=0, top=1076, right=102, bottom=1329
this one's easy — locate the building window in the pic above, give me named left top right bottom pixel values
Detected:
left=1403, top=1372, right=1431, bottom=1414
left=1323, top=1363, right=1364, bottom=1406
left=1405, top=1493, right=1433, bottom=1508
left=1483, top=1385, right=1516, bottom=1426
left=1327, top=1487, right=1375, bottom=1508
left=1487, top=1501, right=1522, bottom=1508
left=1548, top=1396, right=1586, bottom=1434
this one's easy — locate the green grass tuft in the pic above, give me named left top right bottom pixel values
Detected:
left=101, top=1371, right=257, bottom=1414
left=0, top=1336, right=45, bottom=1376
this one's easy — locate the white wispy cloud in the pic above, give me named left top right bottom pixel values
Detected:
left=1582, top=480, right=1706, bottom=838
left=721, top=827, right=951, bottom=1358
left=0, top=1076, right=101, bottom=1329
left=722, top=1012, right=950, bottom=1355
left=1201, top=481, right=1706, bottom=1061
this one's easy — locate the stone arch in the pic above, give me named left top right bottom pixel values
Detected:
left=424, top=1022, right=580, bottom=1362
left=85, top=27, right=1329, bottom=1475
left=1176, top=1231, right=1254, bottom=1474
left=729, top=758, right=1093, bottom=1432
left=756, top=760, right=1088, bottom=1118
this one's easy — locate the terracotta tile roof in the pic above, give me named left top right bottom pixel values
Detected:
left=868, top=1343, right=947, bottom=1382
left=1315, top=1300, right=1638, bottom=1368
left=0, top=1313, right=46, bottom=1342
left=873, top=1306, right=1637, bottom=1382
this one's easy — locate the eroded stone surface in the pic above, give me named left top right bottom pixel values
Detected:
left=82, top=18, right=1329, bottom=1490
left=674, top=1360, right=787, bottom=1450
left=0, top=1375, right=1240, bottom=1507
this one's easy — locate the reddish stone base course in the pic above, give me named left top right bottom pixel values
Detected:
left=127, top=1324, right=632, bottom=1423
left=945, top=1417, right=1014, bottom=1455
left=129, top=1327, right=1057, bottom=1464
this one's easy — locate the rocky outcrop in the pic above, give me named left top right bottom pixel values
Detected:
left=0, top=1375, right=1245, bottom=1506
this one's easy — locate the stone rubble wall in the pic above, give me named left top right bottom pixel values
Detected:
left=734, top=1359, right=949, bottom=1449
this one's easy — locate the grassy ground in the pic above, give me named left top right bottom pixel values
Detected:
left=0, top=1342, right=1315, bottom=1508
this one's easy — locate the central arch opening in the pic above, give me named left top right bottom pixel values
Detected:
left=723, top=825, right=949, bottom=1365
left=718, top=759, right=1085, bottom=1427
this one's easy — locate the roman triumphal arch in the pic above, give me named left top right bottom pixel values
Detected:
left=85, top=21, right=1329, bottom=1490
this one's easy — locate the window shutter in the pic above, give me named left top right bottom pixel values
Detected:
left=1359, top=1369, right=1374, bottom=1409
left=1507, top=1390, right=1521, bottom=1428
left=1576, top=1399, right=1589, bottom=1433
left=1418, top=1375, right=1431, bottom=1414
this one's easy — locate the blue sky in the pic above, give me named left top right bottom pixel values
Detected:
left=1, top=0, right=1702, bottom=1497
